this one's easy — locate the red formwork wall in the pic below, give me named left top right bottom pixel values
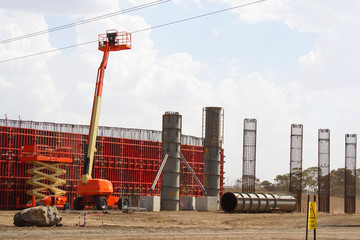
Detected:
left=0, top=121, right=224, bottom=210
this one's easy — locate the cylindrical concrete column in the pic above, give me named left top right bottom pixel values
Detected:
left=203, top=107, right=223, bottom=197
left=161, top=111, right=182, bottom=211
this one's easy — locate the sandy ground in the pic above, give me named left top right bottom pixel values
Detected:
left=1, top=209, right=360, bottom=240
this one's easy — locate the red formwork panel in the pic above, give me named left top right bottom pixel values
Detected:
left=0, top=122, right=224, bottom=210
left=181, top=145, right=204, bottom=196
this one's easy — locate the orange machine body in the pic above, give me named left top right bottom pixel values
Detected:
left=76, top=179, right=113, bottom=196
left=75, top=179, right=119, bottom=209
left=41, top=196, right=68, bottom=207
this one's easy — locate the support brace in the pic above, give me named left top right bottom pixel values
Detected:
left=149, top=153, right=168, bottom=194
left=179, top=152, right=207, bottom=196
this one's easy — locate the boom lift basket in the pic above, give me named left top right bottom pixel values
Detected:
left=98, top=30, right=131, bottom=51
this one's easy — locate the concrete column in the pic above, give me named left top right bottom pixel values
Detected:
left=161, top=112, right=182, bottom=211
left=203, top=107, right=223, bottom=198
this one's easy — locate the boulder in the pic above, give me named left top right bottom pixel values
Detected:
left=14, top=206, right=62, bottom=227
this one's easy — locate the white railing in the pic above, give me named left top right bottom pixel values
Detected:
left=0, top=119, right=203, bottom=146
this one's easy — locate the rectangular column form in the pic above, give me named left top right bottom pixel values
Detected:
left=318, top=129, right=330, bottom=212
left=161, top=112, right=182, bottom=211
left=290, top=124, right=303, bottom=212
left=242, top=118, right=257, bottom=193
left=345, top=134, right=357, bottom=214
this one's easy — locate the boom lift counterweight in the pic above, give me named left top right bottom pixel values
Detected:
left=74, top=30, right=131, bottom=210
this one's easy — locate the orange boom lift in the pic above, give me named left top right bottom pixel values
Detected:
left=73, top=30, right=131, bottom=210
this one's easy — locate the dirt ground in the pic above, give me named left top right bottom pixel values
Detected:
left=1, top=209, right=360, bottom=240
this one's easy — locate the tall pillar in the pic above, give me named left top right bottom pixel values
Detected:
left=203, top=107, right=223, bottom=197
left=290, top=124, right=303, bottom=212
left=318, top=129, right=330, bottom=212
left=345, top=134, right=357, bottom=214
left=242, top=118, right=257, bottom=193
left=161, top=112, right=181, bottom=211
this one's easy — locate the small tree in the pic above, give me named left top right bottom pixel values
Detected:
left=260, top=180, right=273, bottom=191
left=330, top=168, right=345, bottom=197
left=273, top=173, right=290, bottom=193
left=303, top=166, right=318, bottom=192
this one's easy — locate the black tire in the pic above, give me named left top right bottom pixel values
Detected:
left=63, top=202, right=72, bottom=211
left=73, top=197, right=84, bottom=210
left=36, top=201, right=45, bottom=206
left=96, top=196, right=108, bottom=210
left=118, top=197, right=131, bottom=210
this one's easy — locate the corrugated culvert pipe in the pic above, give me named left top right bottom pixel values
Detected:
left=220, top=192, right=296, bottom=213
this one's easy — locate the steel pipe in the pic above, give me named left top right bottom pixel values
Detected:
left=220, top=192, right=296, bottom=213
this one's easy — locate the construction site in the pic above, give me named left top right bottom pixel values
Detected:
left=1, top=2, right=360, bottom=239
left=0, top=31, right=228, bottom=211
left=0, top=115, right=224, bottom=210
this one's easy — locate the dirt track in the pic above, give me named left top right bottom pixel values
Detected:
left=1, top=210, right=360, bottom=240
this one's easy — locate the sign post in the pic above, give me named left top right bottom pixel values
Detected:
left=306, top=195, right=317, bottom=240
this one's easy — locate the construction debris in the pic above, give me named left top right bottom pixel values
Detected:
left=13, top=206, right=62, bottom=227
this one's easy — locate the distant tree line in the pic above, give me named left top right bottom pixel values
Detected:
left=258, top=167, right=360, bottom=196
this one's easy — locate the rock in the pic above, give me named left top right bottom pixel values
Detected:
left=13, top=206, right=62, bottom=227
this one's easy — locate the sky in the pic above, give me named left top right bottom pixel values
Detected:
left=0, top=0, right=359, bottom=185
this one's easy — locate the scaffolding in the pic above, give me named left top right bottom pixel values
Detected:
left=318, top=129, right=330, bottom=212
left=289, top=124, right=303, bottom=212
left=242, top=119, right=257, bottom=193
left=345, top=134, right=357, bottom=214
left=0, top=118, right=224, bottom=209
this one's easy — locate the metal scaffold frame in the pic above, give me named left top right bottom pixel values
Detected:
left=345, top=134, right=357, bottom=214
left=242, top=118, right=257, bottom=193
left=289, top=124, right=303, bottom=212
left=318, top=129, right=330, bottom=213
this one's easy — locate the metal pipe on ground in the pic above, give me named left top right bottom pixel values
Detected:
left=220, top=192, right=296, bottom=213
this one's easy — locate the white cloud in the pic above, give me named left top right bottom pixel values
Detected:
left=0, top=76, right=14, bottom=88
left=216, top=72, right=295, bottom=182
left=1, top=0, right=359, bottom=183
left=0, top=7, right=64, bottom=121
left=211, top=29, right=220, bottom=38
left=213, top=0, right=360, bottom=90
left=0, top=0, right=119, bottom=16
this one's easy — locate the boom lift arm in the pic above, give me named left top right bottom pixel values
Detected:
left=74, top=30, right=131, bottom=211
left=82, top=30, right=131, bottom=184
left=82, top=40, right=109, bottom=184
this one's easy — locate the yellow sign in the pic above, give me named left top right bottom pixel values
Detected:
left=308, top=202, right=317, bottom=229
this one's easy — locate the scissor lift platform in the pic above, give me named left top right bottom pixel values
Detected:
left=20, top=144, right=73, bottom=202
